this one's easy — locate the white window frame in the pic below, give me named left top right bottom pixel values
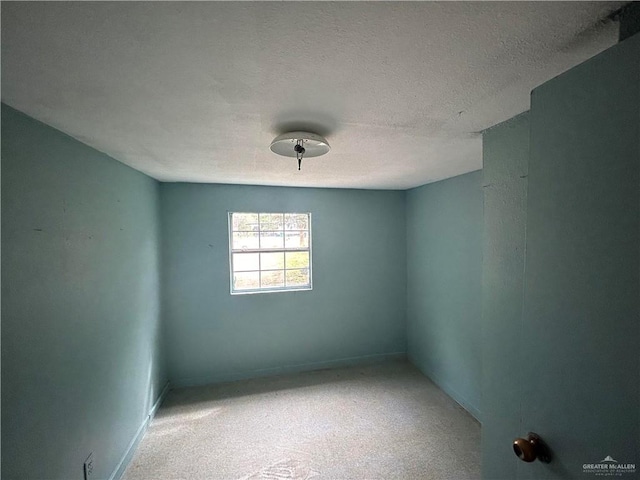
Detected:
left=228, top=212, right=313, bottom=295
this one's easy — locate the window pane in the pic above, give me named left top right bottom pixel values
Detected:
left=285, top=231, right=309, bottom=249
left=234, top=271, right=259, bottom=290
left=285, top=251, right=309, bottom=269
left=233, top=253, right=259, bottom=272
left=261, top=270, right=284, bottom=288
left=259, top=213, right=284, bottom=231
left=233, top=213, right=258, bottom=231
left=261, top=252, right=284, bottom=270
left=230, top=212, right=311, bottom=294
left=260, top=231, right=284, bottom=249
left=286, top=269, right=309, bottom=287
left=232, top=232, right=259, bottom=250
left=285, top=214, right=309, bottom=230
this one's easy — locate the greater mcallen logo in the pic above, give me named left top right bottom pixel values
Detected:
left=583, top=456, right=636, bottom=476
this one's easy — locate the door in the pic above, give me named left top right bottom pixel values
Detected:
left=482, top=33, right=640, bottom=479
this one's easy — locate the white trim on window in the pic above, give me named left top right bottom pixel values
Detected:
left=228, top=212, right=312, bottom=295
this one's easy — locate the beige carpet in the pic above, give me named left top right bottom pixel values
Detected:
left=123, top=360, right=480, bottom=480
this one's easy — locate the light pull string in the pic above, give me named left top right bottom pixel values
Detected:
left=294, top=139, right=305, bottom=170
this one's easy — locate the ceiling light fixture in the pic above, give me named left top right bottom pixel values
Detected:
left=270, top=131, right=330, bottom=171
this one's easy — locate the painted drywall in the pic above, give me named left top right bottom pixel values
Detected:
left=1, top=104, right=166, bottom=480
left=480, top=112, right=530, bottom=479
left=518, top=32, right=639, bottom=478
left=620, top=1, right=640, bottom=41
left=480, top=31, right=639, bottom=479
left=2, top=3, right=622, bottom=189
left=161, top=183, right=407, bottom=386
left=406, top=170, right=483, bottom=420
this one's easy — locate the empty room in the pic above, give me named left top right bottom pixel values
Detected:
left=2, top=2, right=639, bottom=480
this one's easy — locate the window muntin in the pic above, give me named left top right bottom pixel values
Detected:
left=229, top=212, right=312, bottom=294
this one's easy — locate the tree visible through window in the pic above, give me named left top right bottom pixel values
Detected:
left=229, top=212, right=312, bottom=294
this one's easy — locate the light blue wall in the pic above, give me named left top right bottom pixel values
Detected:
left=518, top=32, right=639, bottom=478
left=161, top=183, right=407, bottom=386
left=480, top=32, right=639, bottom=479
left=1, top=104, right=166, bottom=480
left=481, top=112, right=529, bottom=479
left=406, top=170, right=483, bottom=420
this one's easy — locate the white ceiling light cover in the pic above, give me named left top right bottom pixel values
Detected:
left=270, top=132, right=330, bottom=158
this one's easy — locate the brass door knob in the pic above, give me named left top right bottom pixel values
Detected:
left=513, top=432, right=551, bottom=463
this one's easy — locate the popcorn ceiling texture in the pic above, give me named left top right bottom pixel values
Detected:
left=122, top=360, right=481, bottom=480
left=1, top=2, right=624, bottom=189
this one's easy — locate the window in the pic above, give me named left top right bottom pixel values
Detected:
left=229, top=212, right=312, bottom=294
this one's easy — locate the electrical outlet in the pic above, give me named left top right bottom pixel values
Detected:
left=84, top=452, right=94, bottom=480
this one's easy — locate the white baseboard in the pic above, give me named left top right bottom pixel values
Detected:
left=109, top=381, right=171, bottom=480
left=172, top=352, right=407, bottom=388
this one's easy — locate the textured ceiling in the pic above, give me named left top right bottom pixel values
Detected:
left=1, top=2, right=624, bottom=189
